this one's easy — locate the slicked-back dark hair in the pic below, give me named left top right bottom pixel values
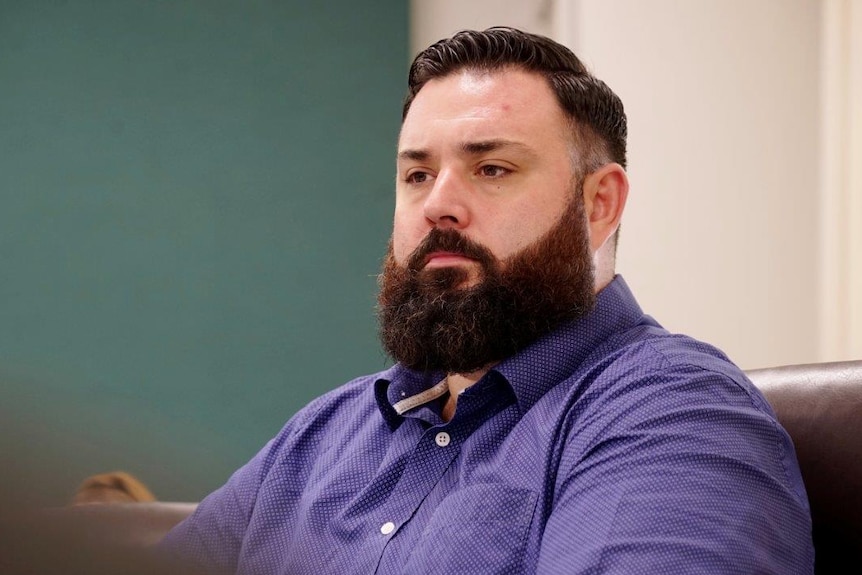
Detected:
left=403, top=27, right=627, bottom=171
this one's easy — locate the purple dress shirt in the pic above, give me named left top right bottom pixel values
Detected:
left=161, top=275, right=814, bottom=574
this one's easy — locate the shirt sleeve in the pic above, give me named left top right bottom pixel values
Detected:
left=156, top=393, right=322, bottom=575
left=157, top=436, right=275, bottom=574
left=535, top=363, right=814, bottom=574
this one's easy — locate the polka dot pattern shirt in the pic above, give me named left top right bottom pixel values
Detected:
left=161, top=276, right=814, bottom=574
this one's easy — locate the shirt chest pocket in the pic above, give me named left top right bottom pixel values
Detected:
left=403, top=484, right=540, bottom=575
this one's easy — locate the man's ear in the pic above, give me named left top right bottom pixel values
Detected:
left=582, top=163, right=628, bottom=252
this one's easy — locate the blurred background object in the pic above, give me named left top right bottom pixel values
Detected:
left=70, top=471, right=157, bottom=505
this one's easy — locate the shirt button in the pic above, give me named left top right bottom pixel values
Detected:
left=435, top=432, right=451, bottom=447
left=380, top=521, right=395, bottom=535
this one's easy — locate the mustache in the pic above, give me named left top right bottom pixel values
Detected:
left=405, top=228, right=497, bottom=273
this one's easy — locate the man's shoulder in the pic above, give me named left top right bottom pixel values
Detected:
left=242, top=369, right=392, bottom=485
left=286, top=368, right=388, bottom=427
left=547, top=328, right=788, bottom=480
left=569, top=326, right=758, bottom=414
left=596, top=323, right=746, bottom=383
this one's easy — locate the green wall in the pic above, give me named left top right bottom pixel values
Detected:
left=0, top=1, right=406, bottom=504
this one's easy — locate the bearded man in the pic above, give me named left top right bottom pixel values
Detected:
left=161, top=27, right=814, bottom=574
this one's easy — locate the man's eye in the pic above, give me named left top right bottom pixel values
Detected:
left=406, top=171, right=429, bottom=184
left=479, top=165, right=509, bottom=178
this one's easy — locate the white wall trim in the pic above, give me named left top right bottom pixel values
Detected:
left=819, top=0, right=862, bottom=361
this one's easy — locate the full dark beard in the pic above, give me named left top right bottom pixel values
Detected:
left=377, top=184, right=596, bottom=373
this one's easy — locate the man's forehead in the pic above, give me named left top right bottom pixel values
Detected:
left=406, top=67, right=552, bottom=112
left=444, top=68, right=505, bottom=96
left=398, top=68, right=567, bottom=153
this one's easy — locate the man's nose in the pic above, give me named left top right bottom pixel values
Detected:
left=423, top=169, right=470, bottom=229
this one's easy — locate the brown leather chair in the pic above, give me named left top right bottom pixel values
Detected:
left=747, top=359, right=862, bottom=574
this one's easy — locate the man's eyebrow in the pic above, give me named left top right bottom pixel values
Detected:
left=397, top=149, right=430, bottom=162
left=460, top=139, right=533, bottom=155
left=397, top=140, right=535, bottom=162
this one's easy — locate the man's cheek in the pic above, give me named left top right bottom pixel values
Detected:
left=393, top=231, right=426, bottom=265
left=389, top=232, right=409, bottom=264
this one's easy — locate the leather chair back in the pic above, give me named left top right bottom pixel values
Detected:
left=747, top=360, right=862, bottom=574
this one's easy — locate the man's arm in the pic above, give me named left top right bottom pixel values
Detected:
left=157, top=437, right=274, bottom=574
left=536, top=366, right=814, bottom=574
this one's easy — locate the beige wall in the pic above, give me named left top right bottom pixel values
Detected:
left=410, top=0, right=861, bottom=369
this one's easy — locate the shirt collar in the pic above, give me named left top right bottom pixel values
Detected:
left=374, top=365, right=445, bottom=430
left=374, top=275, right=648, bottom=426
left=493, top=274, right=649, bottom=413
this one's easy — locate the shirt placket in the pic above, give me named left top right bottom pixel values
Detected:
left=373, top=377, right=516, bottom=573
left=371, top=421, right=463, bottom=571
